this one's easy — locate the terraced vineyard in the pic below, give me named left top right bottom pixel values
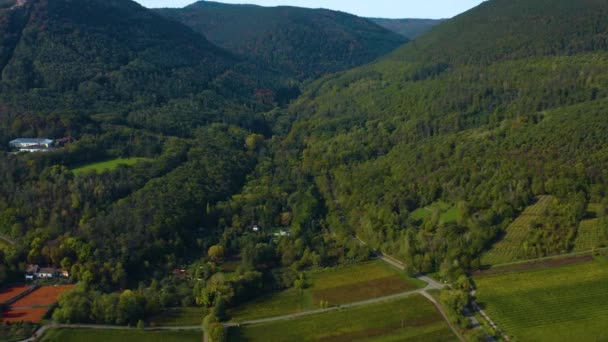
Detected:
left=481, top=196, right=554, bottom=265
left=573, top=203, right=606, bottom=252
left=475, top=258, right=608, bottom=341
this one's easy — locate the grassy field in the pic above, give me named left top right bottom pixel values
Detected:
left=410, top=201, right=459, bottom=224
left=229, top=260, right=424, bottom=321
left=72, top=158, right=152, bottom=175
left=482, top=195, right=554, bottom=265
left=474, top=258, right=608, bottom=341
left=228, top=294, right=457, bottom=342
left=573, top=203, right=605, bottom=252
left=41, top=328, right=203, bottom=342
left=148, top=307, right=206, bottom=327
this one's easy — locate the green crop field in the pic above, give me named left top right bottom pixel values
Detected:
left=228, top=294, right=457, bottom=342
left=40, top=328, right=202, bottom=342
left=72, top=158, right=153, bottom=175
left=410, top=201, right=459, bottom=224
left=482, top=195, right=554, bottom=265
left=229, top=260, right=424, bottom=321
left=148, top=307, right=206, bottom=327
left=573, top=203, right=606, bottom=252
left=474, top=258, right=608, bottom=341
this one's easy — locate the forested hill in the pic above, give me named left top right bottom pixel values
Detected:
left=155, top=1, right=407, bottom=79
left=225, top=0, right=608, bottom=277
left=0, top=0, right=286, bottom=138
left=368, top=18, right=444, bottom=39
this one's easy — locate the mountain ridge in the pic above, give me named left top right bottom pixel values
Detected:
left=156, top=1, right=407, bottom=79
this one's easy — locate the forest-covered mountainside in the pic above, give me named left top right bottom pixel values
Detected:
left=0, top=0, right=287, bottom=139
left=155, top=1, right=407, bottom=79
left=224, top=0, right=608, bottom=277
left=368, top=18, right=444, bottom=39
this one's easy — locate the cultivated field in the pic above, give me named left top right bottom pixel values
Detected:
left=229, top=260, right=423, bottom=321
left=40, top=328, right=202, bottom=342
left=474, top=257, right=608, bottom=341
left=482, top=195, right=554, bottom=265
left=573, top=203, right=605, bottom=252
left=148, top=307, right=206, bottom=326
left=2, top=285, right=75, bottom=323
left=228, top=294, right=457, bottom=342
left=0, top=285, right=32, bottom=303
left=11, top=285, right=75, bottom=307
left=72, top=157, right=153, bottom=175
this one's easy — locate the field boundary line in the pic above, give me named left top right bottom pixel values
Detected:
left=489, top=246, right=608, bottom=269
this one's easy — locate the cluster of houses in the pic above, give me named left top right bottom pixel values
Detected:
left=25, top=264, right=69, bottom=281
left=8, top=137, right=74, bottom=153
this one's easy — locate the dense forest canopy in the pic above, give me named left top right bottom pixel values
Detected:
left=222, top=0, right=608, bottom=276
left=155, top=1, right=407, bottom=79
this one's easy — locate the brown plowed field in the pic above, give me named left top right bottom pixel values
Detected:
left=11, top=285, right=74, bottom=307
left=0, top=284, right=32, bottom=303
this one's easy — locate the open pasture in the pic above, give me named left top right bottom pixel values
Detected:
left=228, top=294, right=457, bottom=342
left=229, top=260, right=423, bottom=321
left=482, top=195, right=554, bottom=265
left=474, top=258, right=608, bottom=341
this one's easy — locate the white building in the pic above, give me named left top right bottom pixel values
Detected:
left=9, top=138, right=54, bottom=149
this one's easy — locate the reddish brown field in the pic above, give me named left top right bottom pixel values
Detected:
left=2, top=307, right=48, bottom=323
left=0, top=285, right=32, bottom=303
left=11, top=285, right=74, bottom=307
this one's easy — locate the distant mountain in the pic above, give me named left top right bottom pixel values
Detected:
left=0, top=0, right=284, bottom=137
left=368, top=18, right=445, bottom=39
left=156, top=1, right=407, bottom=79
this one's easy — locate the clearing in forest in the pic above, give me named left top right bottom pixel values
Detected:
left=481, top=195, right=554, bottom=265
left=71, top=157, right=153, bottom=175
left=474, top=257, right=608, bottom=341
left=227, top=294, right=458, bottom=342
left=410, top=201, right=459, bottom=224
left=228, top=260, right=424, bottom=321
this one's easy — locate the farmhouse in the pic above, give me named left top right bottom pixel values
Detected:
left=36, top=268, right=57, bottom=278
